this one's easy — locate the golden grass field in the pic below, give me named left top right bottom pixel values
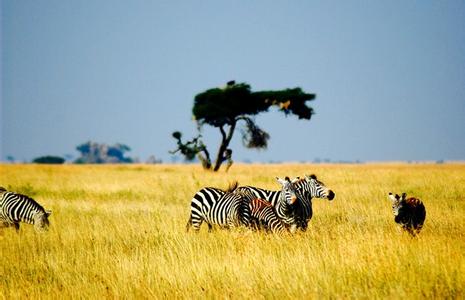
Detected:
left=1, top=163, right=464, bottom=299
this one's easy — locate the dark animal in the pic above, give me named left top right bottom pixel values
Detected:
left=388, top=192, right=426, bottom=236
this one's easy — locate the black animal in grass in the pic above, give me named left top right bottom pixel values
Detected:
left=388, top=192, right=426, bottom=236
left=0, top=187, right=52, bottom=232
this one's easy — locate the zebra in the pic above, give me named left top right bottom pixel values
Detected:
left=249, top=198, right=285, bottom=234
left=388, top=192, right=426, bottom=236
left=186, top=182, right=251, bottom=232
left=0, top=187, right=52, bottom=232
left=291, top=174, right=335, bottom=230
left=237, top=176, right=301, bottom=233
left=236, top=174, right=335, bottom=232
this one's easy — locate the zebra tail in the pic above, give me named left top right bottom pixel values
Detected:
left=226, top=181, right=239, bottom=193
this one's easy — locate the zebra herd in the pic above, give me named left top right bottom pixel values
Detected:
left=186, top=174, right=335, bottom=234
left=0, top=173, right=426, bottom=236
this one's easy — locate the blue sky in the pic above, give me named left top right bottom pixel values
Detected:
left=1, top=1, right=464, bottom=163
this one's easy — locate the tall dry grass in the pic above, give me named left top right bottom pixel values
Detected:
left=1, top=163, right=464, bottom=298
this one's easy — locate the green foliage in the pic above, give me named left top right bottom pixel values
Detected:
left=32, top=156, right=65, bottom=164
left=193, top=82, right=315, bottom=127
left=241, top=118, right=270, bottom=149
left=253, top=87, right=315, bottom=119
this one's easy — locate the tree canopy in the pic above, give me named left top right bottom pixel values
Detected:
left=193, top=82, right=315, bottom=127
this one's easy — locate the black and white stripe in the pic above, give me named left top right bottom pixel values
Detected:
left=0, top=187, right=51, bottom=232
left=186, top=182, right=251, bottom=232
left=249, top=198, right=285, bottom=234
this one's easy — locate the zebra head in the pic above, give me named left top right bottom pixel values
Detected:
left=33, top=209, right=52, bottom=232
left=276, top=176, right=298, bottom=206
left=388, top=192, right=405, bottom=217
left=297, top=174, right=335, bottom=201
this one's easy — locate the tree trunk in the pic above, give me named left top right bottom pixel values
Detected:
left=213, top=121, right=236, bottom=171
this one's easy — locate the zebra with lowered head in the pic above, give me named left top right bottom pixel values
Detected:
left=249, top=198, right=285, bottom=234
left=0, top=187, right=52, bottom=232
left=186, top=182, right=251, bottom=232
left=237, top=176, right=301, bottom=233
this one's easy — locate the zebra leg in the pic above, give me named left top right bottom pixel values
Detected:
left=190, top=218, right=203, bottom=232
left=186, top=216, right=193, bottom=232
left=289, top=224, right=297, bottom=234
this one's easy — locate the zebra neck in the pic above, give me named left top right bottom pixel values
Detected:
left=20, top=208, right=42, bottom=224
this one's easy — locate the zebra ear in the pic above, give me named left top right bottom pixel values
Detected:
left=45, top=210, right=52, bottom=217
left=276, top=177, right=285, bottom=185
left=388, top=193, right=397, bottom=202
left=305, top=174, right=317, bottom=180
left=401, top=193, right=407, bottom=200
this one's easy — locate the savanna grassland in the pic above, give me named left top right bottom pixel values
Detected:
left=1, top=163, right=464, bottom=299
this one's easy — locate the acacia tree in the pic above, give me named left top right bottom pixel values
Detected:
left=171, top=81, right=316, bottom=171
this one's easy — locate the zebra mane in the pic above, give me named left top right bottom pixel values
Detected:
left=293, top=178, right=306, bottom=185
left=0, top=186, right=7, bottom=193
left=225, top=181, right=239, bottom=193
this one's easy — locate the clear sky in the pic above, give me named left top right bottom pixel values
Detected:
left=1, top=1, right=465, bottom=163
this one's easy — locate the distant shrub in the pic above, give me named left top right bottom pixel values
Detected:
left=74, top=141, right=134, bottom=164
left=32, top=156, right=65, bottom=164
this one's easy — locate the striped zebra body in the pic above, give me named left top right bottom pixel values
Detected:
left=186, top=183, right=251, bottom=232
left=388, top=193, right=426, bottom=236
left=0, top=187, right=51, bottom=232
left=249, top=198, right=285, bottom=234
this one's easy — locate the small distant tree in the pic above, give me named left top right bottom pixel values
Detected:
left=75, top=141, right=134, bottom=164
left=146, top=155, right=162, bottom=164
left=32, top=155, right=65, bottom=164
left=171, top=81, right=316, bottom=171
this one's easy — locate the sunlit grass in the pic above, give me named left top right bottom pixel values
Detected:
left=1, top=163, right=464, bottom=298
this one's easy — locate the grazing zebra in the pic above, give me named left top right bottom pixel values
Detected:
left=186, top=182, right=251, bottom=232
left=236, top=174, right=335, bottom=232
left=237, top=176, right=300, bottom=233
left=0, top=187, right=52, bottom=232
left=249, top=198, right=285, bottom=234
left=388, top=192, right=426, bottom=236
